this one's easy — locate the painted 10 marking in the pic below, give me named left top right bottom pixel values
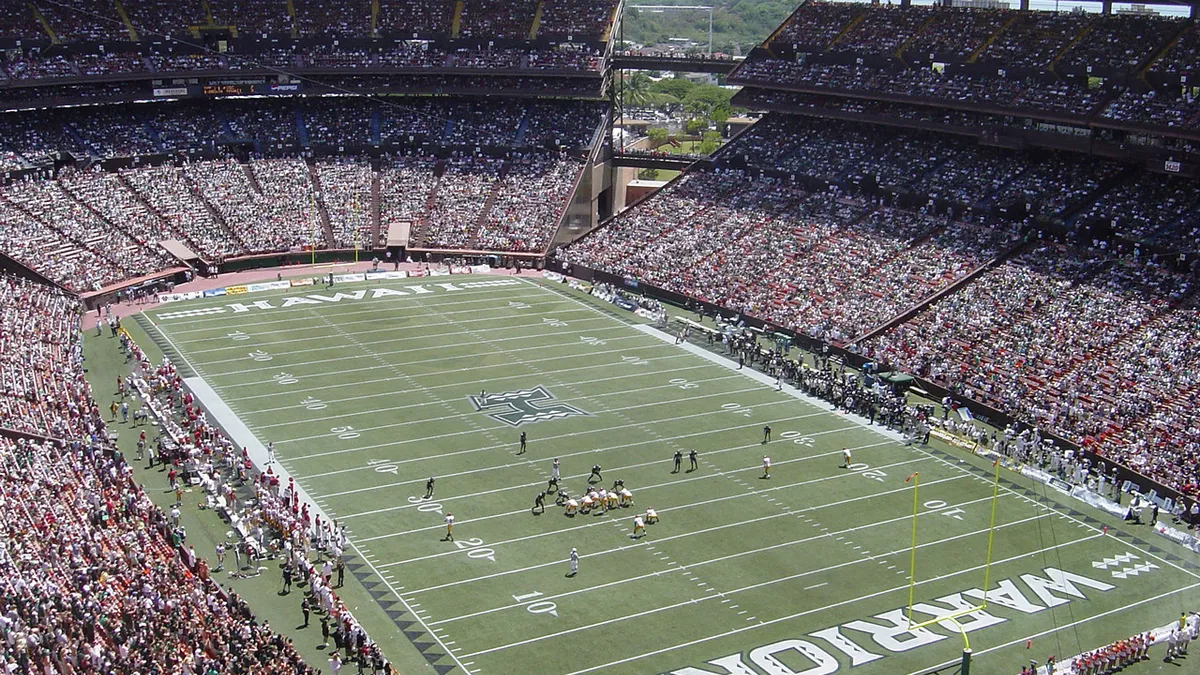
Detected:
left=512, top=591, right=558, bottom=617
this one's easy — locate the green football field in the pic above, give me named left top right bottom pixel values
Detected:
left=134, top=276, right=1200, bottom=675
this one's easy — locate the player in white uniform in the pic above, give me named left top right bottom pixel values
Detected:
left=632, top=516, right=646, bottom=538
left=443, top=513, right=455, bottom=541
left=645, top=507, right=658, bottom=524
left=762, top=455, right=771, bottom=479
left=842, top=447, right=852, bottom=469
left=568, top=548, right=579, bottom=576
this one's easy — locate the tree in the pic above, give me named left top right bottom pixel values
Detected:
left=647, top=127, right=669, bottom=147
left=683, top=83, right=734, bottom=121
left=638, top=168, right=660, bottom=180
left=649, top=77, right=695, bottom=101
left=685, top=118, right=708, bottom=136
left=698, top=130, right=722, bottom=156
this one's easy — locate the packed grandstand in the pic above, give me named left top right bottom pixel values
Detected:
left=2, top=0, right=1200, bottom=672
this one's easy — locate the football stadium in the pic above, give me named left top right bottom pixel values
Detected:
left=2, top=1, right=1200, bottom=674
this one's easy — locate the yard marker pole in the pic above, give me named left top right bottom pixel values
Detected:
left=980, top=459, right=1002, bottom=609
left=906, top=471, right=919, bottom=628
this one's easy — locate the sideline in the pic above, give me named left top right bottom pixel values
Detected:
left=186, top=376, right=473, bottom=673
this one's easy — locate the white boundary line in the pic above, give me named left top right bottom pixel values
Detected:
left=269, top=384, right=765, bottom=442
left=431, top=503, right=1043, bottom=627
left=372, top=454, right=930, bottom=560
left=267, top=373, right=746, bottom=432
left=184, top=375, right=472, bottom=672
left=403, top=473, right=969, bottom=596
left=229, top=355, right=703, bottom=402
left=156, top=284, right=543, bottom=329
left=343, top=436, right=893, bottom=526
left=216, top=340, right=682, bottom=389
left=468, top=532, right=1105, bottom=661
left=207, top=334, right=650, bottom=380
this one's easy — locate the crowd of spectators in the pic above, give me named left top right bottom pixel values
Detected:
left=318, top=158, right=375, bottom=249
left=736, top=4, right=1200, bottom=129
left=733, top=60, right=1107, bottom=118
left=121, top=164, right=249, bottom=257
left=421, top=156, right=505, bottom=249
left=379, top=154, right=440, bottom=248
left=478, top=154, right=582, bottom=252
left=1, top=177, right=173, bottom=289
left=0, top=0, right=619, bottom=41
left=538, top=0, right=619, bottom=38
left=566, top=169, right=1018, bottom=341
left=1076, top=173, right=1200, bottom=248
left=0, top=271, right=364, bottom=674
left=720, top=114, right=1114, bottom=219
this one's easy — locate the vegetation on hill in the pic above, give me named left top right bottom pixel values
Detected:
left=620, top=0, right=797, bottom=54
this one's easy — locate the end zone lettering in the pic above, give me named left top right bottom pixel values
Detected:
left=205, top=279, right=521, bottom=316
left=666, top=566, right=1120, bottom=675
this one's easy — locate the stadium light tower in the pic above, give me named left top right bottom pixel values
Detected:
left=626, top=4, right=714, bottom=55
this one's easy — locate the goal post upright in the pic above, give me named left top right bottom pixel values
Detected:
left=903, top=459, right=1004, bottom=672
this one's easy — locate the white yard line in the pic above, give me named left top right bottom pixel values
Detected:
left=340, top=433, right=884, bottom=525
left=229, top=356, right=704, bottom=403
left=466, top=532, right=1105, bottom=661
left=272, top=385, right=772, bottom=445
left=215, top=340, right=681, bottom=389
left=288, top=402, right=803, bottom=463
left=157, top=285, right=547, bottom=330
left=278, top=373, right=745, bottom=434
left=200, top=323, right=631, bottom=366
left=183, top=307, right=602, bottom=350
left=404, top=473, right=969, bottom=596
left=372, top=454, right=929, bottom=558
left=431, top=502, right=1041, bottom=626
left=208, top=334, right=650, bottom=379
left=247, top=364, right=725, bottom=416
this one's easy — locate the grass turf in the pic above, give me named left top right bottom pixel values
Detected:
left=128, top=275, right=1200, bottom=675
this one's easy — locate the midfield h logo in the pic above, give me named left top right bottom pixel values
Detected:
left=469, top=386, right=591, bottom=427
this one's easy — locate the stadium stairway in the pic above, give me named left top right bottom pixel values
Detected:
left=1049, top=17, right=1098, bottom=76
left=180, top=169, right=247, bottom=250
left=370, top=0, right=379, bottom=35
left=529, top=0, right=543, bottom=39
left=31, top=5, right=58, bottom=43
left=466, top=165, right=508, bottom=248
left=850, top=237, right=1032, bottom=347
left=370, top=169, right=382, bottom=247
left=450, top=0, right=464, bottom=38
left=286, top=0, right=298, bottom=38
left=896, top=13, right=939, bottom=62
left=968, top=14, right=1019, bottom=64
left=442, top=118, right=455, bottom=143
left=370, top=110, right=382, bottom=145
left=295, top=109, right=310, bottom=148
left=1059, top=164, right=1139, bottom=226
left=1137, top=20, right=1193, bottom=79
left=514, top=117, right=530, bottom=146
left=114, top=0, right=139, bottom=40
left=242, top=162, right=263, bottom=194
left=307, top=163, right=337, bottom=247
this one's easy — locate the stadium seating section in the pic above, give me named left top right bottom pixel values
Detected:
left=732, top=2, right=1200, bottom=131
